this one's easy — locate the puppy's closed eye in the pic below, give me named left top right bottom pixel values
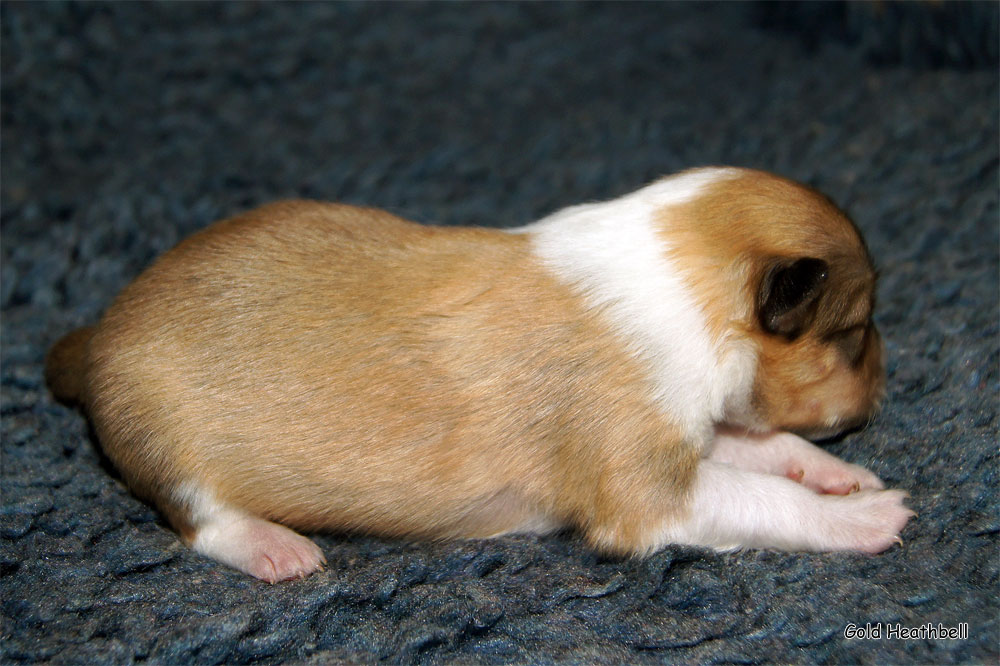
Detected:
left=829, top=324, right=869, bottom=365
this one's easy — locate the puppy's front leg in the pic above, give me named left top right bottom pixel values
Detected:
left=708, top=427, right=884, bottom=495
left=658, top=461, right=912, bottom=554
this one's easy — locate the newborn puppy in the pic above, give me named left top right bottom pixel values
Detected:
left=46, top=167, right=913, bottom=582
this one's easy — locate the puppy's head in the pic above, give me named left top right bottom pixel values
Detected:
left=749, top=248, right=883, bottom=439
left=661, top=168, right=884, bottom=438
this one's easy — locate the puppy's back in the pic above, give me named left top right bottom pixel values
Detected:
left=71, top=200, right=674, bottom=542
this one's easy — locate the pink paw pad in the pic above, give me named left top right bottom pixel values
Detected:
left=193, top=515, right=327, bottom=583
left=788, top=459, right=884, bottom=495
left=240, top=520, right=327, bottom=583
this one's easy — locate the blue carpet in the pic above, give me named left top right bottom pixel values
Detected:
left=2, top=2, right=997, bottom=663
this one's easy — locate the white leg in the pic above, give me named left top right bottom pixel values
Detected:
left=708, top=427, right=884, bottom=495
left=177, top=483, right=326, bottom=583
left=192, top=513, right=326, bottom=583
left=656, top=460, right=913, bottom=553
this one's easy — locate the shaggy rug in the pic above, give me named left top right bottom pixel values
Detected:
left=2, top=2, right=997, bottom=663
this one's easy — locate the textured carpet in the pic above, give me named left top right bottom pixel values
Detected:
left=2, top=2, right=997, bottom=664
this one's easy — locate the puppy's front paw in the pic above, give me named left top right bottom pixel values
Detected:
left=709, top=430, right=885, bottom=495
left=827, top=489, right=914, bottom=553
left=788, top=457, right=885, bottom=495
left=650, top=462, right=912, bottom=555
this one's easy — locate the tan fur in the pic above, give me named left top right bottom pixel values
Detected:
left=57, top=201, right=698, bottom=555
left=45, top=170, right=889, bottom=572
left=44, top=325, right=95, bottom=404
left=658, top=170, right=883, bottom=434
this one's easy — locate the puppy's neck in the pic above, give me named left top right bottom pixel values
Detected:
left=515, top=169, right=758, bottom=442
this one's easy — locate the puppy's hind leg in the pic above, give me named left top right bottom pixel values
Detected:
left=174, top=483, right=326, bottom=583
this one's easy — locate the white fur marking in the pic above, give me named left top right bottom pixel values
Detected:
left=516, top=168, right=755, bottom=439
left=655, top=461, right=912, bottom=553
left=708, top=428, right=885, bottom=494
left=175, top=482, right=325, bottom=582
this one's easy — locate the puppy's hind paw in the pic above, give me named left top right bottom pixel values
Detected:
left=192, top=513, right=327, bottom=583
left=241, top=520, right=327, bottom=583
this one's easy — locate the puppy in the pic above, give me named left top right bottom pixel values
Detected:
left=46, top=167, right=913, bottom=582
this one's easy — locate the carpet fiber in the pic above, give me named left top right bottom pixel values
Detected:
left=2, top=3, right=997, bottom=663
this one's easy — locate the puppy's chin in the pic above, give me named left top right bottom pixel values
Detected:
left=788, top=425, right=851, bottom=442
left=787, top=410, right=878, bottom=442
left=720, top=402, right=879, bottom=442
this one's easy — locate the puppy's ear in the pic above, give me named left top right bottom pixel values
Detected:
left=757, top=258, right=828, bottom=339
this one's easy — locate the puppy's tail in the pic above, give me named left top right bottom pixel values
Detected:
left=45, top=326, right=95, bottom=405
